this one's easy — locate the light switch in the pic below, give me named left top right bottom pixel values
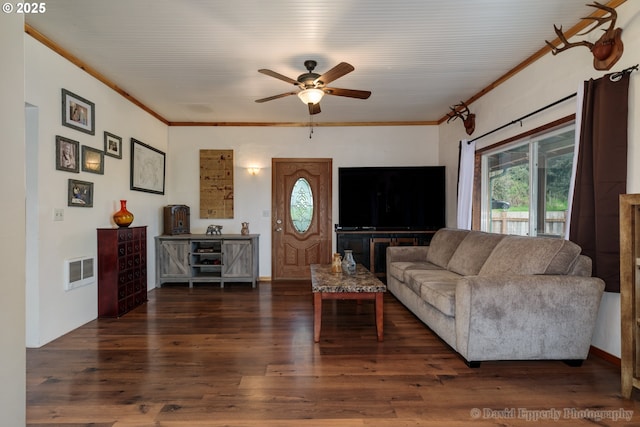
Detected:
left=54, top=208, right=64, bottom=221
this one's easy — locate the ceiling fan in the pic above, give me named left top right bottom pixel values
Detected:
left=255, top=60, right=371, bottom=115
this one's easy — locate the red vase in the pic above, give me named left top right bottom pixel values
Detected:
left=113, top=200, right=134, bottom=227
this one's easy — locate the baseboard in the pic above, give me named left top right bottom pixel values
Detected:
left=589, top=345, right=620, bottom=367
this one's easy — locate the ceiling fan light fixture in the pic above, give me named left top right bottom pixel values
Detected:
left=297, top=88, right=324, bottom=105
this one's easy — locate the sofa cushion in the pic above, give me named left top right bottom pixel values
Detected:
left=425, top=228, right=470, bottom=268
left=568, top=255, right=592, bottom=277
left=545, top=239, right=583, bottom=274
left=447, top=231, right=506, bottom=276
left=478, top=235, right=582, bottom=276
left=419, top=282, right=458, bottom=317
left=388, top=261, right=442, bottom=283
left=405, top=269, right=461, bottom=316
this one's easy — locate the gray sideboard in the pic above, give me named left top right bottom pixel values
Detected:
left=155, top=234, right=259, bottom=288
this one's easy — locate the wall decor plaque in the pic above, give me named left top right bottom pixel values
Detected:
left=200, top=149, right=234, bottom=219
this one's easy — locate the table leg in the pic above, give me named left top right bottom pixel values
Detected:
left=314, top=293, right=322, bottom=342
left=375, top=293, right=384, bottom=341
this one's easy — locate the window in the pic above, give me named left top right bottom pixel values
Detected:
left=481, top=124, right=575, bottom=237
left=290, top=177, right=313, bottom=233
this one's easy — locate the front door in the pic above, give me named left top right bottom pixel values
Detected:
left=272, top=158, right=332, bottom=280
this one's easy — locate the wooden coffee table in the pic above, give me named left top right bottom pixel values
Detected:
left=310, top=264, right=387, bottom=342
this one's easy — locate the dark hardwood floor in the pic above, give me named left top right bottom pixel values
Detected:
left=27, top=281, right=639, bottom=426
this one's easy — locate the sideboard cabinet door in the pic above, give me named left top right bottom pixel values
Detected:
left=157, top=240, right=190, bottom=279
left=223, top=240, right=252, bottom=278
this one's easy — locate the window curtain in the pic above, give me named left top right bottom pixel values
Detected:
left=457, top=139, right=475, bottom=230
left=564, top=83, right=584, bottom=241
left=568, top=72, right=630, bottom=293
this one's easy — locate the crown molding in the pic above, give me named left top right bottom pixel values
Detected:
left=436, top=0, right=627, bottom=124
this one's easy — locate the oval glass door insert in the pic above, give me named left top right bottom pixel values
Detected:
left=290, top=177, right=313, bottom=233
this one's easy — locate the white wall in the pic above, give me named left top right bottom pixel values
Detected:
left=0, top=11, right=26, bottom=427
left=438, top=0, right=640, bottom=358
left=168, top=125, right=440, bottom=278
left=25, top=35, right=169, bottom=347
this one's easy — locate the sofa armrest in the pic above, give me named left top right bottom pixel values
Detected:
left=455, top=275, right=605, bottom=362
left=386, top=245, right=429, bottom=263
left=386, top=246, right=432, bottom=286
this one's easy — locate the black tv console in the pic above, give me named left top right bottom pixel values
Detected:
left=335, top=229, right=437, bottom=281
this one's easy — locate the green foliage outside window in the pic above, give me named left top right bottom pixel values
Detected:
left=490, top=150, right=573, bottom=212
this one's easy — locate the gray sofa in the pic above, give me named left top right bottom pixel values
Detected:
left=386, top=228, right=605, bottom=366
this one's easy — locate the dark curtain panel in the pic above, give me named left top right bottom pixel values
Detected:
left=569, top=73, right=629, bottom=292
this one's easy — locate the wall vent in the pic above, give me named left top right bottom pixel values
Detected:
left=64, top=256, right=95, bottom=291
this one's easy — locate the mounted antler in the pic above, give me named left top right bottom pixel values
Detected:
left=545, top=1, right=623, bottom=71
left=446, top=101, right=476, bottom=135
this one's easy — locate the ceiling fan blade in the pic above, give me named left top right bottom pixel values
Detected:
left=258, top=69, right=299, bottom=85
left=324, top=87, right=371, bottom=99
left=255, top=91, right=297, bottom=103
left=314, top=62, right=354, bottom=85
left=308, top=103, right=321, bottom=115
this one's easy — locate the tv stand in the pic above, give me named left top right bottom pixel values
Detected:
left=336, top=229, right=437, bottom=280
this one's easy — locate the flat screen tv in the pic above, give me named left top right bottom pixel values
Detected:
left=338, top=166, right=445, bottom=231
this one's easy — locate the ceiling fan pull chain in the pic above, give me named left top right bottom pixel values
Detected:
left=309, top=114, right=314, bottom=139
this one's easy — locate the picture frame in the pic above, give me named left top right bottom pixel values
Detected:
left=130, top=138, right=166, bottom=194
left=68, top=179, right=93, bottom=207
left=81, top=146, right=104, bottom=174
left=61, top=88, right=95, bottom=135
left=104, top=131, right=122, bottom=159
left=55, top=135, right=80, bottom=173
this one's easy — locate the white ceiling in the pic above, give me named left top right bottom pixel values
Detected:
left=26, top=0, right=602, bottom=124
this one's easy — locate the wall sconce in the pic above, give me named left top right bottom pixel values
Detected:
left=247, top=167, right=260, bottom=176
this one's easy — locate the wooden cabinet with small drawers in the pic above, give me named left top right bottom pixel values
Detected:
left=97, top=226, right=148, bottom=317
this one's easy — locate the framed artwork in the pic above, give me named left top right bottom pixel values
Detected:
left=81, top=146, right=104, bottom=174
left=68, top=179, right=93, bottom=207
left=104, top=131, right=122, bottom=159
left=61, top=88, right=95, bottom=135
left=55, top=135, right=80, bottom=173
left=130, top=138, right=165, bottom=194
